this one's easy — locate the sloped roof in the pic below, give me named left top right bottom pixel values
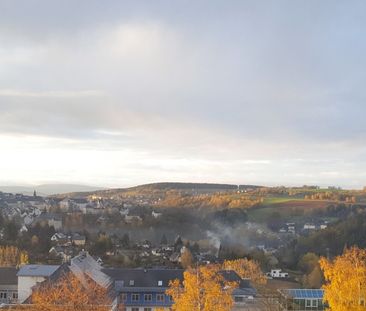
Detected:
left=103, top=268, right=184, bottom=288
left=0, top=267, right=18, bottom=285
left=17, top=265, right=60, bottom=277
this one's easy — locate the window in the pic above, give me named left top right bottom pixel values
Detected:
left=158, top=280, right=163, bottom=286
left=306, top=299, right=318, bottom=308
left=234, top=296, right=244, bottom=302
left=144, top=308, right=152, bottom=311
left=144, top=294, right=152, bottom=302
left=131, top=293, right=140, bottom=301
left=129, top=280, right=135, bottom=286
left=131, top=308, right=139, bottom=311
left=12, top=292, right=18, bottom=299
left=120, top=293, right=127, bottom=302
left=169, top=295, right=174, bottom=302
left=0, top=292, right=7, bottom=299
left=157, top=294, right=165, bottom=302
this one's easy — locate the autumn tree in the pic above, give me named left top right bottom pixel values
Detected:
left=181, top=247, right=193, bottom=269
left=320, top=246, right=366, bottom=311
left=167, top=264, right=237, bottom=311
left=0, top=246, right=29, bottom=267
left=299, top=253, right=323, bottom=288
left=222, top=258, right=267, bottom=285
left=31, top=271, right=112, bottom=311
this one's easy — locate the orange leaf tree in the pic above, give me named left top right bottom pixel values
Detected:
left=166, top=264, right=237, bottom=311
left=320, top=246, right=366, bottom=311
left=222, top=258, right=267, bottom=286
left=31, top=271, right=112, bottom=311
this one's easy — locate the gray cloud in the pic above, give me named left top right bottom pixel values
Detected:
left=0, top=0, right=366, bottom=187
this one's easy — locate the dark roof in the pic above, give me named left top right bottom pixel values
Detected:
left=103, top=268, right=184, bottom=288
left=0, top=267, right=18, bottom=285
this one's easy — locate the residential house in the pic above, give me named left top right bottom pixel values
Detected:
left=72, top=233, right=86, bottom=246
left=0, top=267, right=18, bottom=305
left=279, top=289, right=326, bottom=311
left=36, top=213, right=63, bottom=230
left=17, top=265, right=60, bottom=303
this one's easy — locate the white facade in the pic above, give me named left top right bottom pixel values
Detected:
left=18, top=275, right=46, bottom=303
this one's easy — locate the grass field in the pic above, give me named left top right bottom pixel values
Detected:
left=248, top=198, right=335, bottom=223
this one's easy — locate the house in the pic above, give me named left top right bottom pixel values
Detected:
left=49, top=246, right=73, bottom=263
left=17, top=264, right=60, bottom=303
left=104, top=268, right=183, bottom=311
left=59, top=198, right=71, bottom=210
left=303, top=223, right=316, bottom=230
left=51, top=232, right=68, bottom=243
left=36, top=213, right=63, bottom=230
left=152, top=211, right=162, bottom=219
left=103, top=268, right=256, bottom=311
left=0, top=267, right=18, bottom=305
left=267, top=269, right=289, bottom=278
left=72, top=233, right=86, bottom=246
left=279, top=289, right=326, bottom=311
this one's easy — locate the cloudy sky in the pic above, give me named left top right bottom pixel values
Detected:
left=0, top=0, right=366, bottom=188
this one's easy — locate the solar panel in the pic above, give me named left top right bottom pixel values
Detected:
left=282, top=289, right=324, bottom=299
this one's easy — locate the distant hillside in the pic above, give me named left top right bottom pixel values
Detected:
left=54, top=182, right=261, bottom=198
left=0, top=184, right=105, bottom=196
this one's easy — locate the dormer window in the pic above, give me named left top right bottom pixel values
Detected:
left=129, top=280, right=135, bottom=286
left=158, top=280, right=163, bottom=286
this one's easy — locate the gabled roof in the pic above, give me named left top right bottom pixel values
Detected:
left=17, top=265, right=60, bottom=277
left=0, top=267, right=18, bottom=285
left=103, top=268, right=184, bottom=289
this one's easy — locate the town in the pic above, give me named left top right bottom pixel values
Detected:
left=2, top=183, right=366, bottom=310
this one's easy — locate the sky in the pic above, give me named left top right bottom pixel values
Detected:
left=0, top=0, right=366, bottom=189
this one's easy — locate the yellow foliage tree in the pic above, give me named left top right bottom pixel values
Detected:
left=222, top=258, right=267, bottom=285
left=166, top=264, right=237, bottom=311
left=320, top=246, right=366, bottom=311
left=0, top=246, right=29, bottom=267
left=181, top=247, right=193, bottom=269
left=31, top=271, right=112, bottom=311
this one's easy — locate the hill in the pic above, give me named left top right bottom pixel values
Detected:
left=0, top=184, right=105, bottom=196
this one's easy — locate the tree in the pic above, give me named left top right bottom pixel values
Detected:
left=160, top=234, right=168, bottom=245
left=180, top=247, right=193, bottom=269
left=222, top=258, right=267, bottom=285
left=121, top=233, right=130, bottom=248
left=31, top=271, right=112, bottom=311
left=299, top=253, right=322, bottom=288
left=0, top=246, right=29, bottom=267
left=320, top=246, right=366, bottom=311
left=166, top=264, right=237, bottom=311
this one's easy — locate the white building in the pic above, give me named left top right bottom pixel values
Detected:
left=268, top=269, right=289, bottom=278
left=17, top=265, right=60, bottom=303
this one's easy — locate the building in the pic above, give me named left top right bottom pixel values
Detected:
left=36, top=213, right=63, bottom=230
left=268, top=269, right=289, bottom=278
left=72, top=233, right=86, bottom=246
left=279, top=289, right=326, bottom=311
left=104, top=268, right=182, bottom=311
left=0, top=267, right=18, bottom=305
left=17, top=264, right=60, bottom=303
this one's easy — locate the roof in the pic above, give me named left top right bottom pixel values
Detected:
left=280, top=289, right=324, bottom=299
left=0, top=267, right=18, bottom=285
left=103, top=268, right=184, bottom=289
left=17, top=265, right=60, bottom=277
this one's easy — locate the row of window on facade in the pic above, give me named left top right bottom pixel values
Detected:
left=0, top=291, right=18, bottom=301
left=121, top=293, right=173, bottom=303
